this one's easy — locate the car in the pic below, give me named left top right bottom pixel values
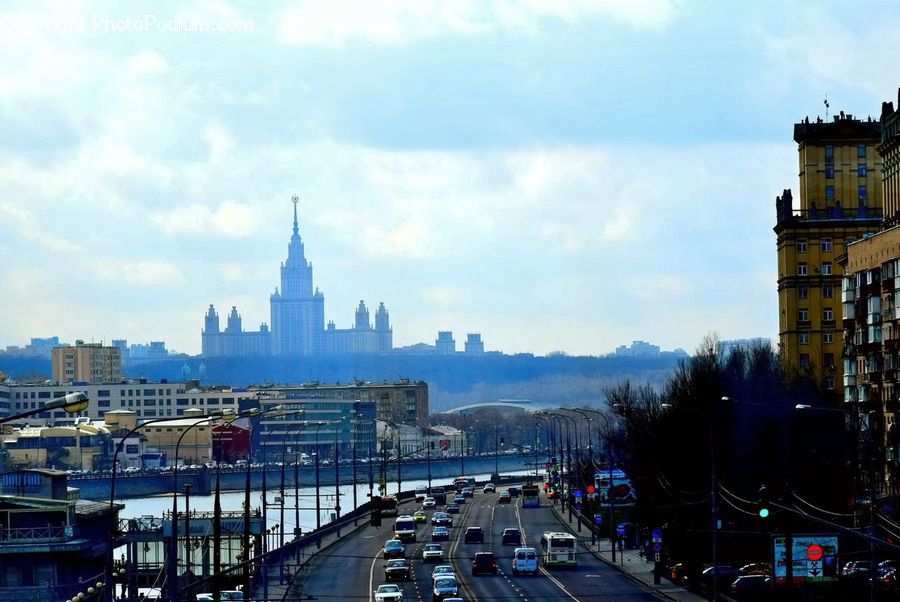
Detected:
left=431, top=565, right=455, bottom=584
left=498, top=492, right=511, bottom=504
left=483, top=483, right=496, bottom=493
left=423, top=543, right=444, bottom=563
left=446, top=503, right=460, bottom=514
left=842, top=560, right=870, bottom=579
left=432, top=512, right=453, bottom=527
left=383, top=539, right=406, bottom=559
left=512, top=547, right=539, bottom=575
left=464, top=526, right=484, bottom=544
left=416, top=486, right=429, bottom=502
left=374, top=583, right=404, bottom=602
left=423, top=496, right=437, bottom=509
left=501, top=528, right=521, bottom=546
left=432, top=526, right=450, bottom=541
left=472, top=551, right=499, bottom=575
left=195, top=592, right=243, bottom=601
left=698, top=565, right=741, bottom=595
left=453, top=495, right=466, bottom=505
left=432, top=576, right=459, bottom=601
left=738, top=562, right=772, bottom=576
left=461, top=487, right=474, bottom=498
left=384, top=559, right=412, bottom=581
left=730, top=574, right=772, bottom=598
left=507, top=487, right=520, bottom=497
left=413, top=510, right=428, bottom=523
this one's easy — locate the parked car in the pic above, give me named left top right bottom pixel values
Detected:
left=502, top=528, right=522, bottom=546
left=464, top=526, right=485, bottom=544
left=730, top=574, right=772, bottom=599
left=738, top=562, right=771, bottom=576
left=374, top=583, right=404, bottom=602
left=842, top=560, right=871, bottom=579
left=384, top=559, right=412, bottom=582
left=697, top=566, right=741, bottom=595
left=472, top=551, right=499, bottom=575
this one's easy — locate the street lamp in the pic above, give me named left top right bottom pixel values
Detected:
left=575, top=407, right=618, bottom=562
left=0, top=391, right=89, bottom=426
left=334, top=416, right=347, bottom=521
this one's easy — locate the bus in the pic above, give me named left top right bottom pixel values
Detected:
left=381, top=496, right=398, bottom=517
left=521, top=483, right=540, bottom=508
left=394, top=515, right=417, bottom=542
left=540, top=532, right=578, bottom=567
left=453, top=476, right=475, bottom=492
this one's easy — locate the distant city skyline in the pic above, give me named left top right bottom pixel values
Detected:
left=5, top=2, right=898, bottom=356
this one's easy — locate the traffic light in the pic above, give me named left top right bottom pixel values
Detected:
left=370, top=495, right=382, bottom=527
left=757, top=485, right=770, bottom=519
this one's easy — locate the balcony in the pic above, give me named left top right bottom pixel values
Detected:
left=0, top=525, right=71, bottom=543
left=843, top=288, right=857, bottom=303
left=844, top=375, right=857, bottom=387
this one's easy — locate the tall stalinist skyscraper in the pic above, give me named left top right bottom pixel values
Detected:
left=269, top=197, right=326, bottom=355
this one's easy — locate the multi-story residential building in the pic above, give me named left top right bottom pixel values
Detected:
left=51, top=340, right=123, bottom=384
left=841, top=90, right=900, bottom=490
left=435, top=331, right=456, bottom=354
left=464, top=334, right=485, bottom=356
left=775, top=112, right=884, bottom=393
left=202, top=198, right=393, bottom=357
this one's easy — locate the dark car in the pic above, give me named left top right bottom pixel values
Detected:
left=383, top=539, right=405, bottom=559
left=472, top=551, right=498, bottom=575
left=507, top=487, right=520, bottom=498
left=501, top=528, right=522, bottom=546
left=738, top=562, right=771, bottom=576
left=464, top=527, right=485, bottom=544
left=432, top=526, right=450, bottom=541
left=842, top=560, right=871, bottom=579
left=432, top=576, right=458, bottom=601
left=453, top=495, right=466, bottom=505
left=446, top=503, right=460, bottom=514
left=431, top=512, right=453, bottom=527
left=462, top=487, right=474, bottom=498
left=384, top=558, right=412, bottom=581
left=730, top=574, right=772, bottom=600
left=697, top=565, right=741, bottom=595
left=498, top=491, right=511, bottom=504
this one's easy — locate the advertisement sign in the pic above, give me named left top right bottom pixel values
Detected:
left=772, top=535, right=839, bottom=583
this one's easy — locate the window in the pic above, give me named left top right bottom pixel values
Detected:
left=798, top=286, right=809, bottom=299
left=825, top=377, right=835, bottom=390
left=825, top=145, right=834, bottom=161
left=824, top=332, right=834, bottom=344
left=822, top=263, right=832, bottom=275
left=798, top=263, right=808, bottom=276
left=858, top=144, right=867, bottom=158
left=798, top=309, right=810, bottom=322
left=859, top=184, right=868, bottom=200
left=824, top=353, right=835, bottom=368
left=824, top=308, right=834, bottom=321
left=859, top=164, right=868, bottom=177
left=821, top=238, right=832, bottom=252
left=800, top=353, right=810, bottom=368
left=799, top=332, right=810, bottom=345
left=826, top=185, right=835, bottom=200
left=825, top=166, right=834, bottom=179
left=797, top=240, right=808, bottom=253
left=823, top=285, right=833, bottom=299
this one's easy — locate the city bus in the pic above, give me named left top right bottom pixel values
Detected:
left=540, top=532, right=578, bottom=567
left=453, top=476, right=475, bottom=492
left=521, top=483, right=540, bottom=508
left=394, top=515, right=417, bottom=542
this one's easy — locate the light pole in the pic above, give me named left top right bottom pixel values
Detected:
left=313, top=421, right=328, bottom=531
left=575, top=407, right=618, bottom=561
left=662, top=403, right=717, bottom=602
left=0, top=391, right=89, bottom=426
left=334, top=416, right=347, bottom=520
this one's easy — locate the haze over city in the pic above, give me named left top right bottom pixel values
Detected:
left=2, top=1, right=897, bottom=356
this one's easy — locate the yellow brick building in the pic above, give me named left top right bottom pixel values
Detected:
left=775, top=113, right=883, bottom=392
left=51, top=340, right=122, bottom=384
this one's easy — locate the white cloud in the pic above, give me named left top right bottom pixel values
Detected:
left=219, top=263, right=247, bottom=283
left=150, top=201, right=262, bottom=238
left=127, top=50, right=170, bottom=76
left=0, top=202, right=81, bottom=252
left=95, top=260, right=186, bottom=285
left=277, top=0, right=678, bottom=47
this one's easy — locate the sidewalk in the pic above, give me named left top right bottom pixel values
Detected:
left=550, top=502, right=708, bottom=602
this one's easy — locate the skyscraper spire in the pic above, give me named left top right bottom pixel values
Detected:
left=292, top=195, right=299, bottom=236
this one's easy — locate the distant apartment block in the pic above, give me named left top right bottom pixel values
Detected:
left=775, top=112, right=883, bottom=392
left=3, top=336, right=61, bottom=358
left=615, top=341, right=661, bottom=357
left=464, top=333, right=485, bottom=355
left=51, top=340, right=122, bottom=384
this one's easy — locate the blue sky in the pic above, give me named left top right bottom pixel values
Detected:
left=1, top=0, right=898, bottom=356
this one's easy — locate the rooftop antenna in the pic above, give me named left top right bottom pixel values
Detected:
left=824, top=94, right=830, bottom=121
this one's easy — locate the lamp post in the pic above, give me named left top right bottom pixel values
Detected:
left=575, top=407, right=618, bottom=562
left=662, top=403, right=718, bottom=602
left=334, top=416, right=347, bottom=521
left=0, top=391, right=89, bottom=426
left=313, top=421, right=328, bottom=531
left=351, top=418, right=375, bottom=522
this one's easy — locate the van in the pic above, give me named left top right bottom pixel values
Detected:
left=415, top=486, right=428, bottom=502
left=511, top=547, right=539, bottom=575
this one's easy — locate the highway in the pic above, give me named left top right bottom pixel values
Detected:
left=291, top=484, right=662, bottom=601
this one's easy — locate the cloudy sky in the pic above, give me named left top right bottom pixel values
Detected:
left=1, top=0, right=898, bottom=357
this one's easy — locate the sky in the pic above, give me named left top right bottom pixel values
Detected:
left=2, top=0, right=900, bottom=357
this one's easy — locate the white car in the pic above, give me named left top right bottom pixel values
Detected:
left=374, top=583, right=404, bottom=601
left=422, top=496, right=436, bottom=508
left=422, top=543, right=443, bottom=563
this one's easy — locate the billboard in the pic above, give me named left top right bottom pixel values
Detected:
left=772, top=534, right=839, bottom=583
